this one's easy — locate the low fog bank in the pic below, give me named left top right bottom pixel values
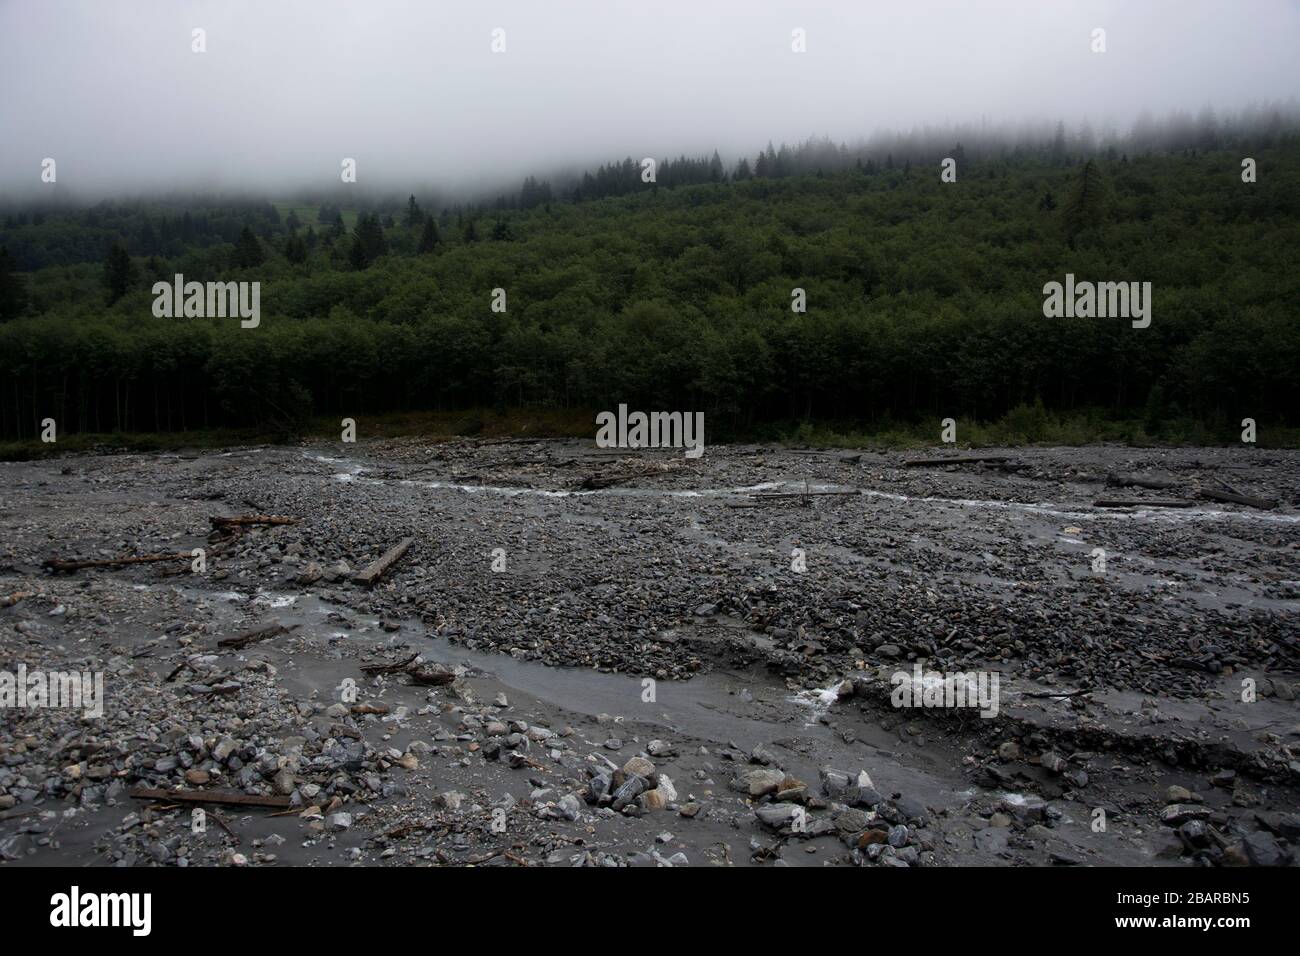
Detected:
left=2, top=0, right=1299, bottom=204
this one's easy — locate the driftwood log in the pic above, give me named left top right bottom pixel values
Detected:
left=129, top=787, right=291, bottom=810
left=1199, top=489, right=1277, bottom=510
left=43, top=552, right=191, bottom=573
left=209, top=514, right=298, bottom=532
left=217, top=621, right=295, bottom=649
left=353, top=538, right=413, bottom=587
left=1106, top=472, right=1180, bottom=490
left=359, top=653, right=419, bottom=675
left=903, top=455, right=1014, bottom=467
left=407, top=664, right=456, bottom=686
left=1093, top=498, right=1197, bottom=509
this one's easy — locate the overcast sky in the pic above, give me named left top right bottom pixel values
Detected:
left=2, top=0, right=1298, bottom=199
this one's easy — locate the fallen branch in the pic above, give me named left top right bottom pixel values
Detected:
left=129, top=787, right=291, bottom=809
left=1093, top=498, right=1197, bottom=509
left=164, top=659, right=193, bottom=683
left=359, top=653, right=419, bottom=675
left=353, top=537, right=414, bottom=587
left=217, top=621, right=296, bottom=650
left=407, top=664, right=456, bottom=686
left=1106, top=472, right=1180, bottom=491
left=903, top=455, right=1014, bottom=467
left=209, top=515, right=298, bottom=531
left=43, top=552, right=190, bottom=573
left=1199, top=489, right=1277, bottom=511
left=380, top=821, right=447, bottom=840
left=578, top=457, right=689, bottom=490
left=750, top=490, right=860, bottom=499
left=0, top=806, right=43, bottom=822
left=1212, top=477, right=1244, bottom=496
left=210, top=810, right=240, bottom=844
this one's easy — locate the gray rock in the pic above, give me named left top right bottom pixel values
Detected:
left=1161, top=803, right=1211, bottom=826
left=556, top=793, right=582, bottom=821
left=1243, top=830, right=1290, bottom=867
left=612, top=774, right=647, bottom=811
left=1040, top=752, right=1067, bottom=774
left=212, top=738, right=237, bottom=763
left=732, top=768, right=785, bottom=797
left=754, top=803, right=803, bottom=830
left=622, top=756, right=655, bottom=779
left=271, top=769, right=295, bottom=795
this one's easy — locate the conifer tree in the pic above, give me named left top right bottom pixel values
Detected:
left=1062, top=160, right=1107, bottom=246
left=232, top=225, right=265, bottom=268
left=405, top=195, right=422, bottom=227
left=102, top=241, right=137, bottom=304
left=418, top=215, right=441, bottom=253
left=0, top=247, right=29, bottom=320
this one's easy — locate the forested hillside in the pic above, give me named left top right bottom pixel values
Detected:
left=1, top=135, right=1298, bottom=444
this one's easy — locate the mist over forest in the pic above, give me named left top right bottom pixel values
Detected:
left=1, top=0, right=1298, bottom=448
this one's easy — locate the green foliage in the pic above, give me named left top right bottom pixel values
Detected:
left=1062, top=160, right=1108, bottom=246
left=284, top=233, right=307, bottom=265
left=101, top=241, right=137, bottom=304
left=417, top=215, right=441, bottom=254
left=347, top=214, right=388, bottom=270
left=1, top=140, right=1298, bottom=442
left=404, top=195, right=422, bottom=227
left=231, top=225, right=265, bottom=268
left=0, top=246, right=29, bottom=320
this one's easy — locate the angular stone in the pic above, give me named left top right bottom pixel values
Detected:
left=732, top=768, right=785, bottom=797
left=622, top=756, right=655, bottom=779
left=754, top=802, right=803, bottom=830
left=1243, top=831, right=1289, bottom=867
left=1161, top=803, right=1211, bottom=826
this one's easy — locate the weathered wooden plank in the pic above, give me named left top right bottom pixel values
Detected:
left=209, top=514, right=297, bottom=530
left=903, top=455, right=1014, bottom=467
left=43, top=552, right=190, bottom=573
left=1106, top=472, right=1180, bottom=490
left=1200, top=489, right=1277, bottom=510
left=353, top=537, right=414, bottom=587
left=1093, top=498, right=1197, bottom=509
left=750, top=491, right=860, bottom=499
left=217, top=621, right=294, bottom=649
left=129, top=787, right=291, bottom=809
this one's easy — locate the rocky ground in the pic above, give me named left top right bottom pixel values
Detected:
left=0, top=439, right=1297, bottom=867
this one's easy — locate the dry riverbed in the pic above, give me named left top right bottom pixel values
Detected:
left=1, top=440, right=1298, bottom=867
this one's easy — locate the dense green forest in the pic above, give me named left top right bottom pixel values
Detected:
left=1, top=127, right=1298, bottom=445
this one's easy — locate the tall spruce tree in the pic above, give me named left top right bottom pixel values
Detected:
left=0, top=246, right=29, bottom=320
left=102, top=242, right=137, bottom=304
left=1062, top=160, right=1107, bottom=246
left=285, top=234, right=308, bottom=264
left=232, top=225, right=265, bottom=268
left=405, top=195, right=422, bottom=227
left=417, top=215, right=441, bottom=254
